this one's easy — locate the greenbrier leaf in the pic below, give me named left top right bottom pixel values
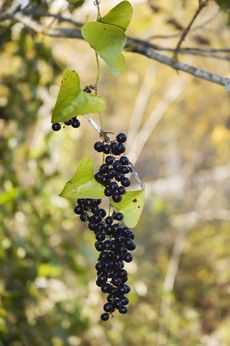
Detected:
left=60, top=157, right=104, bottom=200
left=81, top=22, right=126, bottom=75
left=52, top=69, right=106, bottom=123
left=100, top=1, right=133, bottom=31
left=111, top=190, right=145, bottom=228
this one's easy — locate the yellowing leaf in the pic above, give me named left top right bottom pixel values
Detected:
left=60, top=157, right=104, bottom=201
left=111, top=190, right=145, bottom=228
left=52, top=69, right=106, bottom=123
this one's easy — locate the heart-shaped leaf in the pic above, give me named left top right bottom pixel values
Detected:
left=81, top=22, right=126, bottom=75
left=60, top=157, right=104, bottom=201
left=52, top=69, right=106, bottom=123
left=111, top=190, right=145, bottom=228
left=100, top=1, right=133, bottom=31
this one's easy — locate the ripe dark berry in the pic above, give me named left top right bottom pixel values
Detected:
left=104, top=187, right=113, bottom=197
left=105, top=216, right=113, bottom=225
left=103, top=144, right=111, bottom=154
left=105, top=156, right=114, bottom=165
left=94, top=142, right=104, bottom=152
left=96, top=232, right=106, bottom=241
left=119, top=306, right=128, bottom=314
left=80, top=213, right=88, bottom=222
left=112, top=194, right=122, bottom=203
left=95, top=241, right=104, bottom=251
left=72, top=118, right=80, bottom=128
left=74, top=205, right=82, bottom=215
left=116, top=133, right=127, bottom=143
left=117, top=143, right=125, bottom=154
left=118, top=186, right=126, bottom=195
left=113, top=212, right=124, bottom=221
left=103, top=303, right=114, bottom=313
left=120, top=156, right=129, bottom=165
left=121, top=296, right=129, bottom=305
left=121, top=177, right=130, bottom=187
left=52, top=122, right=61, bottom=131
left=126, top=239, right=136, bottom=251
left=101, top=312, right=109, bottom=321
left=64, top=119, right=72, bottom=125
left=124, top=253, right=133, bottom=263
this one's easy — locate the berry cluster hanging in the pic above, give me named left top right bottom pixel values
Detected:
left=50, top=1, right=144, bottom=322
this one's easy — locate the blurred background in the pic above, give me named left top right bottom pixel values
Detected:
left=0, top=0, right=230, bottom=345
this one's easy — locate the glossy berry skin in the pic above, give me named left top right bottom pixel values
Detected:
left=72, top=118, right=80, bottom=128
left=121, top=177, right=130, bottom=187
left=116, top=133, right=127, bottom=143
left=112, top=194, right=122, bottom=203
left=94, top=142, right=104, bottom=152
left=64, top=119, right=72, bottom=125
left=103, top=303, right=114, bottom=313
left=101, top=313, right=109, bottom=321
left=120, top=156, right=129, bottom=165
left=103, top=145, right=111, bottom=154
left=52, top=122, right=61, bottom=131
left=105, top=156, right=114, bottom=165
left=119, top=306, right=128, bottom=314
left=124, top=253, right=133, bottom=263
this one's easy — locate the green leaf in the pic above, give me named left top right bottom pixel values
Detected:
left=60, top=157, right=104, bottom=201
left=111, top=190, right=145, bottom=228
left=100, top=1, right=133, bottom=31
left=81, top=22, right=126, bottom=75
left=52, top=69, right=106, bottom=123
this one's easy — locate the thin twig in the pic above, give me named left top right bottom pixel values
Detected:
left=149, top=9, right=219, bottom=41
left=173, top=0, right=208, bottom=61
left=1, top=12, right=230, bottom=91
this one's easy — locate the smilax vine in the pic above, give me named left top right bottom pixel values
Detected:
left=51, top=1, right=145, bottom=321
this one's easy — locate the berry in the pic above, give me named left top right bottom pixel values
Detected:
left=118, top=186, right=126, bottom=195
left=124, top=253, right=133, bottom=263
left=112, top=194, right=122, bottom=203
left=120, top=156, right=129, bottom=165
left=64, top=119, right=72, bottom=125
left=80, top=213, right=88, bottom=222
left=103, top=303, right=114, bottom=313
left=52, top=122, right=61, bottom=131
left=103, top=144, right=111, bottom=154
left=113, top=212, right=124, bottom=221
left=116, top=133, right=127, bottom=143
left=72, top=118, right=80, bottom=128
left=117, top=143, right=125, bottom=154
left=121, top=177, right=130, bottom=187
left=119, top=306, right=128, bottom=314
left=101, top=313, right=109, bottom=321
left=105, top=156, right=114, bottom=165
left=94, top=142, right=104, bottom=152
left=74, top=205, right=82, bottom=215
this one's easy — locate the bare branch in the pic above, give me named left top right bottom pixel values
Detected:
left=173, top=0, right=208, bottom=60
left=1, top=12, right=230, bottom=91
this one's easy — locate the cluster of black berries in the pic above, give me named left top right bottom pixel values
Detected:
left=52, top=116, right=81, bottom=131
left=94, top=133, right=132, bottom=203
left=74, top=198, right=136, bottom=321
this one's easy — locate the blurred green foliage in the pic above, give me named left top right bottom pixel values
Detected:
left=0, top=0, right=230, bottom=345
